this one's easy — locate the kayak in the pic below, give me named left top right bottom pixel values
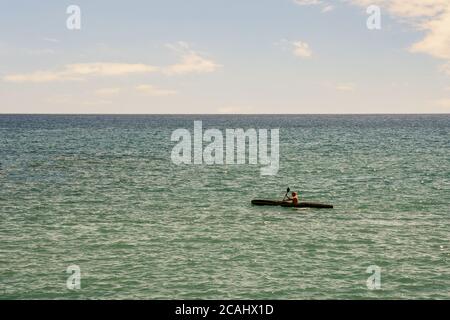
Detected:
left=251, top=199, right=333, bottom=209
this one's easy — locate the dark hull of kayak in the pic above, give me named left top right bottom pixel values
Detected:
left=281, top=202, right=333, bottom=209
left=251, top=200, right=286, bottom=206
left=251, top=199, right=333, bottom=209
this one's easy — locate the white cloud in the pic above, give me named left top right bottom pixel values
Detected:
left=3, top=42, right=221, bottom=83
left=164, top=42, right=221, bottom=75
left=297, top=1, right=450, bottom=73
left=276, top=39, right=313, bottom=58
left=348, top=1, right=450, bottom=71
left=294, top=0, right=334, bottom=13
left=292, top=41, right=313, bottom=58
left=322, top=5, right=335, bottom=13
left=3, top=63, right=158, bottom=83
left=336, top=83, right=356, bottom=92
left=136, top=84, right=177, bottom=96
left=164, top=52, right=220, bottom=75
left=65, top=63, right=158, bottom=76
left=409, top=9, right=450, bottom=60
left=3, top=70, right=81, bottom=83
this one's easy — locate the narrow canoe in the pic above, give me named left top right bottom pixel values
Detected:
left=251, top=199, right=333, bottom=209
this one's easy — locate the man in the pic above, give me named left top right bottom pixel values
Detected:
left=287, top=192, right=299, bottom=205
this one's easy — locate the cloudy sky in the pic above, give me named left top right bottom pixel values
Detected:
left=1, top=0, right=449, bottom=114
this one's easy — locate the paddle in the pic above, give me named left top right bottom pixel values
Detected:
left=282, top=187, right=290, bottom=201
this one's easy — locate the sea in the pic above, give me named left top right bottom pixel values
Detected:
left=0, top=114, right=449, bottom=299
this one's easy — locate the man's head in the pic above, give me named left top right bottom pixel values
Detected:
left=292, top=192, right=297, bottom=196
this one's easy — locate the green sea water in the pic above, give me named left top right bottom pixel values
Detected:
left=1, top=114, right=449, bottom=299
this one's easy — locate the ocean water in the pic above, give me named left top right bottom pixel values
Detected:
left=0, top=114, right=449, bottom=300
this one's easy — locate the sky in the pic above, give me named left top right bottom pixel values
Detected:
left=0, top=0, right=449, bottom=114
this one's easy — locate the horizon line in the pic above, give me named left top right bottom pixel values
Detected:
left=0, top=113, right=449, bottom=116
